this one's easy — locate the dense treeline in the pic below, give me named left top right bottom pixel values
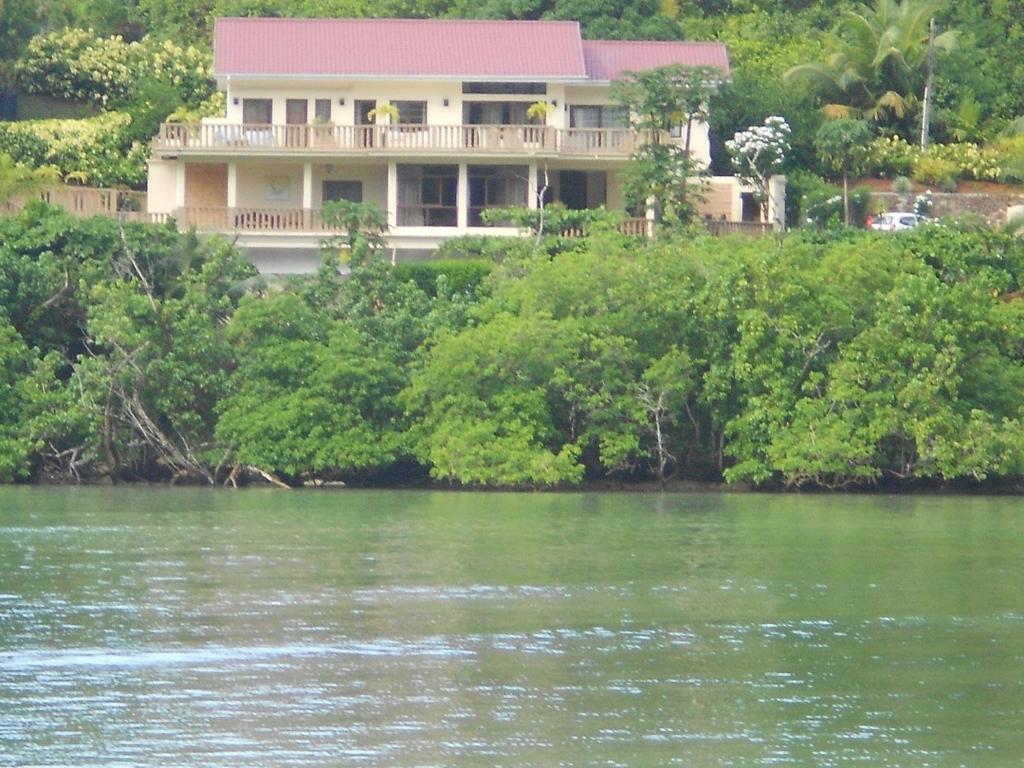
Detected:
left=2, top=203, right=1023, bottom=489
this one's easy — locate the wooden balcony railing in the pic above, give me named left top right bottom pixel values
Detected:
left=154, top=123, right=658, bottom=157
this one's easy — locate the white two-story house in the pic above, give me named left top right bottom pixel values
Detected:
left=147, top=18, right=776, bottom=273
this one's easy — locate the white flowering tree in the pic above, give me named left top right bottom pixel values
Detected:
left=726, top=116, right=790, bottom=222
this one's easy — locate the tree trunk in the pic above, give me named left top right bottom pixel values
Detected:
left=843, top=170, right=850, bottom=226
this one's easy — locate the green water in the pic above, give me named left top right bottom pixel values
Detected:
left=0, top=488, right=1021, bottom=766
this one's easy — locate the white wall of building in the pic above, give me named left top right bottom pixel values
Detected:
left=147, top=159, right=177, bottom=214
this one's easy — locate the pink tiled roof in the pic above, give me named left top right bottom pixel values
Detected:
left=214, top=18, right=589, bottom=79
left=582, top=40, right=730, bottom=81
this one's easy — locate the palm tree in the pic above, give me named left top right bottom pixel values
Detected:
left=785, top=0, right=956, bottom=124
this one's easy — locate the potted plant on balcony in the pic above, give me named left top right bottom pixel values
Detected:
left=525, top=101, right=553, bottom=149
left=367, top=103, right=400, bottom=148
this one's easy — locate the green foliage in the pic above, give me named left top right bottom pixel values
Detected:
left=3, top=204, right=1024, bottom=489
left=863, top=134, right=1008, bottom=182
left=815, top=118, right=872, bottom=176
left=0, top=0, right=38, bottom=63
left=863, top=134, right=919, bottom=176
left=319, top=199, right=387, bottom=256
left=16, top=29, right=213, bottom=109
left=768, top=271, right=1024, bottom=486
left=0, top=319, right=35, bottom=481
left=802, top=183, right=872, bottom=227
left=619, top=143, right=705, bottom=223
left=0, top=205, right=258, bottom=482
left=696, top=9, right=826, bottom=174
left=0, top=152, right=58, bottom=202
left=720, top=225, right=1024, bottom=486
left=612, top=64, right=716, bottom=224
left=433, top=234, right=538, bottom=263
left=215, top=294, right=407, bottom=480
left=405, top=315, right=585, bottom=486
left=815, top=118, right=873, bottom=223
left=911, top=154, right=957, bottom=188
left=0, top=112, right=146, bottom=186
left=785, top=0, right=957, bottom=130
left=406, top=235, right=717, bottom=485
left=391, top=259, right=494, bottom=298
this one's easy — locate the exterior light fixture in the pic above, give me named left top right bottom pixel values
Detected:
left=339, top=98, right=345, bottom=106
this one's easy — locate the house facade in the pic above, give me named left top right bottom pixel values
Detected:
left=147, top=18, right=778, bottom=273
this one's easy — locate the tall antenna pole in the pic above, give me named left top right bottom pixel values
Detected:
left=920, top=16, right=936, bottom=150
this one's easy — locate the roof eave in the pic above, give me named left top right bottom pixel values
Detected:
left=217, top=73, right=592, bottom=84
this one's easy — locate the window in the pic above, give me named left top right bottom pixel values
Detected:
left=397, top=165, right=457, bottom=227
left=393, top=101, right=427, bottom=125
left=463, top=82, right=546, bottom=95
left=286, top=99, right=308, bottom=124
left=468, top=165, right=528, bottom=225
left=463, top=102, right=534, bottom=125
left=314, top=99, right=332, bottom=122
left=322, top=181, right=363, bottom=204
left=242, top=98, right=272, bottom=124
left=569, top=105, right=627, bottom=129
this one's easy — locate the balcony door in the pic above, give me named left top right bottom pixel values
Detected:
left=355, top=100, right=376, bottom=148
left=284, top=99, right=308, bottom=148
left=558, top=171, right=606, bottom=210
left=285, top=99, right=308, bottom=124
left=242, top=98, right=272, bottom=124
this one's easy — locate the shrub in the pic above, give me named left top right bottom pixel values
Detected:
left=392, top=259, right=494, bottom=298
left=0, top=112, right=145, bottom=187
left=786, top=169, right=830, bottom=227
left=433, top=234, right=537, bottom=262
left=892, top=175, right=914, bottom=194
left=864, top=135, right=919, bottom=177
left=992, top=136, right=1024, bottom=183
left=913, top=155, right=959, bottom=188
left=16, top=28, right=136, bottom=106
left=16, top=28, right=213, bottom=109
left=927, top=142, right=1002, bottom=181
left=914, top=191, right=934, bottom=217
left=803, top=184, right=872, bottom=228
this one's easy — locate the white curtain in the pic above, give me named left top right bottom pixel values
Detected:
left=398, top=175, right=424, bottom=226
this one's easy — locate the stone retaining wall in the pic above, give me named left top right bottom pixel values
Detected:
left=872, top=190, right=1024, bottom=226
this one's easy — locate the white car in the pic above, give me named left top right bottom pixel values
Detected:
left=870, top=212, right=928, bottom=231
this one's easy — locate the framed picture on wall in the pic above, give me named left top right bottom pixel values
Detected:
left=265, top=176, right=291, bottom=202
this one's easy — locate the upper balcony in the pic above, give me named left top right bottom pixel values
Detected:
left=153, top=123, right=664, bottom=159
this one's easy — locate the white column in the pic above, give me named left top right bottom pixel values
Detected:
left=457, top=162, right=468, bottom=229
left=768, top=174, right=787, bottom=231
left=527, top=162, right=539, bottom=210
left=302, top=162, right=314, bottom=210
left=226, top=162, right=238, bottom=208
left=174, top=160, right=186, bottom=210
left=387, top=161, right=398, bottom=229
left=731, top=178, right=744, bottom=222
